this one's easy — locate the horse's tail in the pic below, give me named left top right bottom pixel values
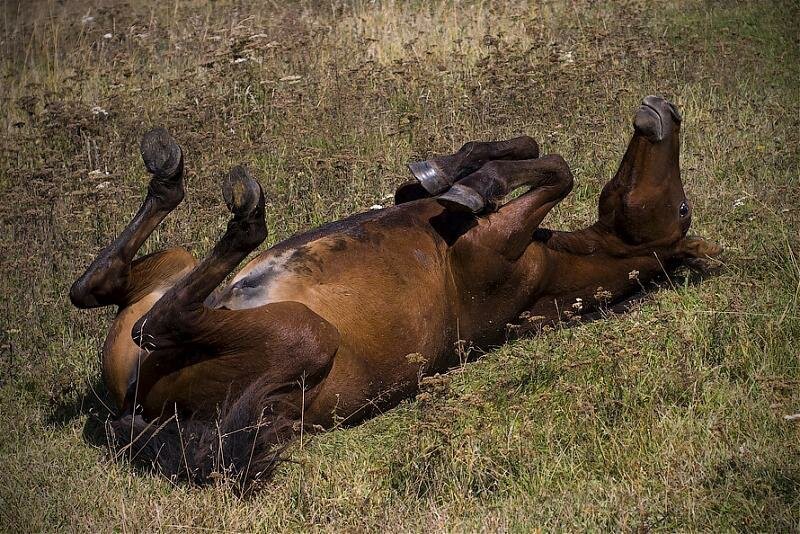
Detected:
left=107, top=378, right=298, bottom=493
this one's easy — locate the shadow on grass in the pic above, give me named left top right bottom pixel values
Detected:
left=587, top=264, right=720, bottom=321
left=46, top=376, right=116, bottom=448
left=506, top=263, right=723, bottom=341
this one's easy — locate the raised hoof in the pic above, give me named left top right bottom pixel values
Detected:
left=223, top=166, right=262, bottom=218
left=140, top=127, right=183, bottom=180
left=394, top=181, right=431, bottom=205
left=408, top=160, right=451, bottom=195
left=436, top=183, right=486, bottom=214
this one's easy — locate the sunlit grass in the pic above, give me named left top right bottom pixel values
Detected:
left=0, top=0, right=797, bottom=531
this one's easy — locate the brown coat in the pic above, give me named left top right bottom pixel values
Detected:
left=70, top=96, right=721, bottom=488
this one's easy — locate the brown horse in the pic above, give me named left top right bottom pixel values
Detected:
left=70, top=96, right=721, bottom=488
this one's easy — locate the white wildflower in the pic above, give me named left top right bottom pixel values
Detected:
left=572, top=297, right=583, bottom=311
left=91, top=106, right=108, bottom=117
left=232, top=57, right=248, bottom=64
left=370, top=204, right=383, bottom=210
left=594, top=286, right=613, bottom=302
left=733, top=197, right=746, bottom=208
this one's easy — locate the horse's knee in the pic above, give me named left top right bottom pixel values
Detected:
left=515, top=135, right=540, bottom=157
left=534, top=154, right=574, bottom=198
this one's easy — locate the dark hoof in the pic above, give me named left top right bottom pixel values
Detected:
left=223, top=166, right=262, bottom=217
left=394, top=181, right=431, bottom=205
left=140, top=127, right=183, bottom=180
left=408, top=160, right=451, bottom=195
left=436, top=183, right=486, bottom=214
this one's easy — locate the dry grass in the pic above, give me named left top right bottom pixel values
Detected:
left=1, top=0, right=798, bottom=531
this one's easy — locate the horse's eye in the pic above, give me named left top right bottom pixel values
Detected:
left=679, top=201, right=689, bottom=217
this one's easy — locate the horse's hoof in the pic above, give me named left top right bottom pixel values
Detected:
left=436, top=183, right=486, bottom=214
left=394, top=181, right=431, bottom=205
left=223, top=166, right=262, bottom=218
left=408, top=160, right=451, bottom=195
left=140, top=127, right=183, bottom=180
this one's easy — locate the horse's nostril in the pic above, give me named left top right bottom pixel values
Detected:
left=667, top=102, right=682, bottom=123
left=634, top=105, right=663, bottom=142
left=638, top=95, right=682, bottom=130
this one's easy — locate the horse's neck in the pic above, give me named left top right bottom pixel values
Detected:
left=541, top=225, right=667, bottom=303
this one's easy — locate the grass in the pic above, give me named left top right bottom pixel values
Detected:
left=1, top=0, right=798, bottom=530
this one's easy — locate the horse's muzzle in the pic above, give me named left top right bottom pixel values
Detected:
left=633, top=95, right=682, bottom=142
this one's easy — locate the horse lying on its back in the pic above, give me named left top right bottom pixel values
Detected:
left=70, top=96, right=721, bottom=490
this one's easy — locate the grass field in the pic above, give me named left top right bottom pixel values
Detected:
left=1, top=0, right=798, bottom=531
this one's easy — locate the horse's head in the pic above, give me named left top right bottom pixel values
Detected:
left=597, top=96, right=721, bottom=260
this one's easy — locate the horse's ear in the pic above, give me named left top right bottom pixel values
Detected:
left=677, top=236, right=724, bottom=272
left=678, top=236, right=723, bottom=258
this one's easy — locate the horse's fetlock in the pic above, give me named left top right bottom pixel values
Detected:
left=148, top=178, right=185, bottom=211
left=459, top=140, right=477, bottom=154
left=228, top=218, right=267, bottom=250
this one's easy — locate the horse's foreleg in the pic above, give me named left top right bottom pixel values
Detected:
left=462, top=156, right=575, bottom=260
left=408, top=136, right=540, bottom=195
left=70, top=128, right=187, bottom=308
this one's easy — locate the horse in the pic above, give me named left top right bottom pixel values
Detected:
left=70, top=95, right=721, bottom=489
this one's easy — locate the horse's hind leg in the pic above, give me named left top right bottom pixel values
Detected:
left=125, top=165, right=269, bottom=401
left=407, top=136, right=540, bottom=195
left=70, top=128, right=189, bottom=309
left=135, top=165, right=268, bottom=326
left=124, top=167, right=340, bottom=420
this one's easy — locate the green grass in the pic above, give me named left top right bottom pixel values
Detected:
left=1, top=0, right=798, bottom=530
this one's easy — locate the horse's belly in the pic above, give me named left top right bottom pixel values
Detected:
left=210, top=208, right=460, bottom=423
